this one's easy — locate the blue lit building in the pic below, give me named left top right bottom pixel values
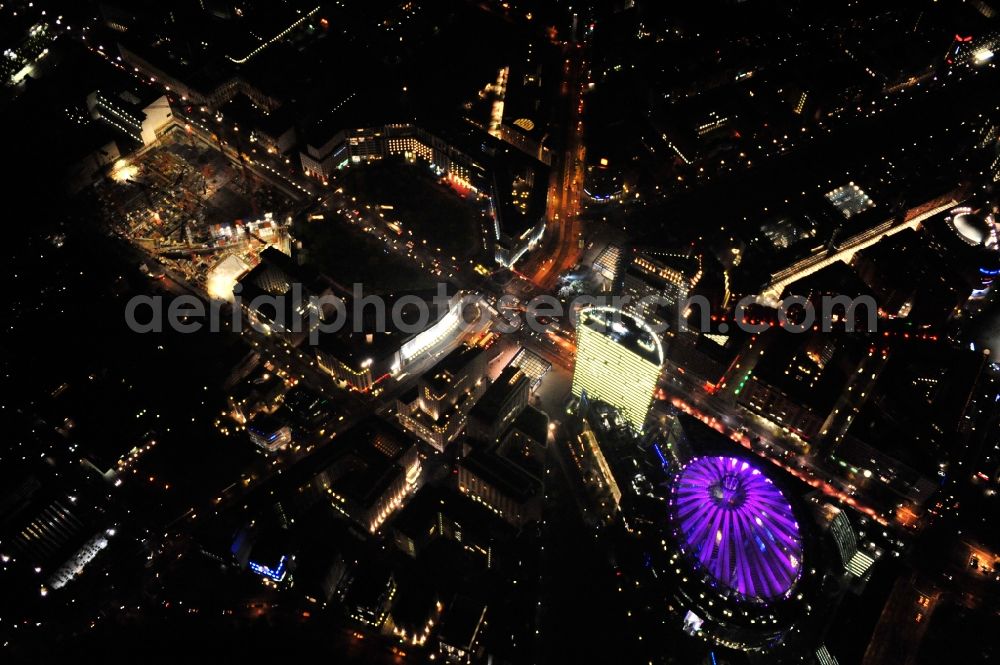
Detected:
left=247, top=412, right=292, bottom=453
left=245, top=528, right=295, bottom=587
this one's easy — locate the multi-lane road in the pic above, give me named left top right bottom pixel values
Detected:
left=525, top=44, right=588, bottom=289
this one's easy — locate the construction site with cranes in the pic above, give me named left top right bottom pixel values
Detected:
left=96, top=125, right=301, bottom=299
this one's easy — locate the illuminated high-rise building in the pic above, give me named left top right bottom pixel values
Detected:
left=571, top=307, right=664, bottom=432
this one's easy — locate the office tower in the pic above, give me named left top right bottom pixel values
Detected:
left=571, top=307, right=663, bottom=432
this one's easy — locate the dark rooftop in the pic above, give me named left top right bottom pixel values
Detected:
left=438, top=594, right=487, bottom=650
left=468, top=365, right=529, bottom=425
left=461, top=448, right=542, bottom=504
left=509, top=406, right=550, bottom=447
left=424, top=344, right=485, bottom=399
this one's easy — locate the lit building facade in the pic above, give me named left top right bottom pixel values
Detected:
left=86, top=88, right=174, bottom=146
left=396, top=345, right=489, bottom=451
left=2, top=23, right=55, bottom=86
left=342, top=566, right=397, bottom=629
left=390, top=486, right=510, bottom=566
left=300, top=124, right=474, bottom=183
left=466, top=365, right=530, bottom=442
left=299, top=122, right=547, bottom=269
left=816, top=503, right=877, bottom=581
left=457, top=449, right=542, bottom=528
left=310, top=418, right=421, bottom=533
left=571, top=307, right=664, bottom=432
left=314, top=289, right=470, bottom=393
left=246, top=413, right=292, bottom=453
left=580, top=421, right=622, bottom=510
left=621, top=248, right=703, bottom=326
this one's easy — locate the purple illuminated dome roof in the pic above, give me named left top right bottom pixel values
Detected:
left=671, top=456, right=802, bottom=601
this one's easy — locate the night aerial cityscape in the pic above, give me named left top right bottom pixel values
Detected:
left=3, top=1, right=1000, bottom=664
